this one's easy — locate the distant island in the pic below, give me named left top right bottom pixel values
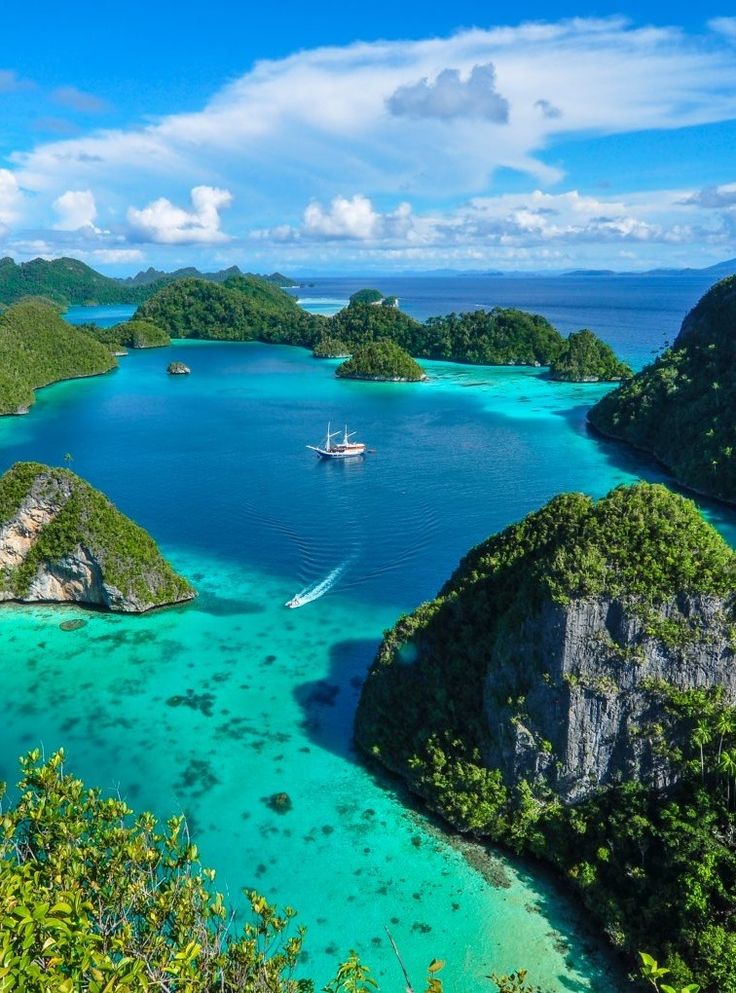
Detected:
left=336, top=340, right=427, bottom=381
left=0, top=301, right=116, bottom=415
left=348, top=287, right=399, bottom=308
left=356, top=481, right=736, bottom=989
left=589, top=275, right=736, bottom=502
left=0, top=256, right=300, bottom=308
left=0, top=462, right=195, bottom=612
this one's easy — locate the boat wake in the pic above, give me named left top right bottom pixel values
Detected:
left=285, top=559, right=351, bottom=609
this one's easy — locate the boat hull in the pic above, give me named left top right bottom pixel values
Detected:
left=307, top=447, right=365, bottom=459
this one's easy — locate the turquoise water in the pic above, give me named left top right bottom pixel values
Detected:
left=7, top=285, right=736, bottom=991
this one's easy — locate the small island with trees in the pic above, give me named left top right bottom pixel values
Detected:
left=167, top=361, right=191, bottom=375
left=336, top=340, right=427, bottom=382
left=549, top=328, right=632, bottom=382
left=0, top=462, right=195, bottom=612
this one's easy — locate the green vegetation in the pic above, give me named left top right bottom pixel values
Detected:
left=0, top=749, right=312, bottom=991
left=356, top=482, right=736, bottom=991
left=0, top=749, right=569, bottom=993
left=0, top=302, right=116, bottom=415
left=113, top=319, right=170, bottom=348
left=550, top=328, right=632, bottom=382
left=168, top=361, right=191, bottom=375
left=349, top=288, right=385, bottom=306
left=0, top=462, right=194, bottom=608
left=589, top=276, right=736, bottom=502
left=313, top=336, right=352, bottom=358
left=0, top=256, right=153, bottom=307
left=419, top=309, right=563, bottom=365
left=135, top=277, right=628, bottom=378
left=135, top=277, right=324, bottom=347
left=337, top=340, right=426, bottom=381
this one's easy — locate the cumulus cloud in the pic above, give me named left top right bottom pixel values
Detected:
left=254, top=194, right=414, bottom=242
left=53, top=189, right=98, bottom=230
left=535, top=99, right=562, bottom=119
left=681, top=183, right=736, bottom=208
left=0, top=169, right=24, bottom=230
left=52, top=86, right=110, bottom=114
left=387, top=63, right=509, bottom=122
left=127, top=186, right=233, bottom=244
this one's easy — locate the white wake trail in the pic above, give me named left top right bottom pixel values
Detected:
left=285, top=560, right=350, bottom=609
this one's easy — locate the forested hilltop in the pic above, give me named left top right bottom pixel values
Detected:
left=589, top=275, right=736, bottom=502
left=0, top=301, right=116, bottom=414
left=0, top=257, right=300, bottom=308
left=356, top=482, right=736, bottom=991
left=137, top=278, right=628, bottom=380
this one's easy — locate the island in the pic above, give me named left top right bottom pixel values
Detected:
left=0, top=301, right=117, bottom=415
left=134, top=274, right=630, bottom=381
left=312, top=336, right=351, bottom=358
left=167, top=361, right=191, bottom=375
left=549, top=328, right=632, bottom=382
left=348, top=287, right=399, bottom=308
left=135, top=275, right=324, bottom=347
left=336, top=340, right=427, bottom=381
left=0, top=462, right=195, bottom=612
left=0, top=256, right=301, bottom=308
left=589, top=275, right=736, bottom=502
left=356, top=482, right=736, bottom=989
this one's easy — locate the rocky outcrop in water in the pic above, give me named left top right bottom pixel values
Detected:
left=0, top=462, right=195, bottom=613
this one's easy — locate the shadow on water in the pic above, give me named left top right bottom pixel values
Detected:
left=293, top=637, right=377, bottom=761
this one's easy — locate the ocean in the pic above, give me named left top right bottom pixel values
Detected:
left=9, top=272, right=733, bottom=992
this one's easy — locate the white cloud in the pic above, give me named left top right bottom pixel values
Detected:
left=127, top=185, right=233, bottom=244
left=53, top=189, right=98, bottom=230
left=387, top=63, right=509, bottom=122
left=254, top=194, right=414, bottom=242
left=0, top=170, right=24, bottom=230
left=86, top=248, right=144, bottom=263
left=708, top=17, right=736, bottom=40
left=10, top=18, right=736, bottom=214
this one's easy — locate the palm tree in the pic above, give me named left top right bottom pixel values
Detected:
left=716, top=710, right=734, bottom=763
left=692, top=721, right=711, bottom=781
left=718, top=750, right=736, bottom=808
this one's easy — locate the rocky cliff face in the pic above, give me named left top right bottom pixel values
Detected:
left=484, top=595, right=736, bottom=803
left=0, top=463, right=195, bottom=613
left=356, top=483, right=736, bottom=814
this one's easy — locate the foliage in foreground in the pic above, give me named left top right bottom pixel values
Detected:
left=0, top=751, right=570, bottom=993
left=356, top=482, right=736, bottom=991
left=0, top=750, right=309, bottom=991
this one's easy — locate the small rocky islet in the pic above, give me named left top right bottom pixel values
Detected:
left=0, top=462, right=194, bottom=612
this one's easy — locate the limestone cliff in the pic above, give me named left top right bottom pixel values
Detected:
left=355, top=483, right=736, bottom=814
left=0, top=462, right=195, bottom=612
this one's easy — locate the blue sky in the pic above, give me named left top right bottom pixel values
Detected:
left=1, top=1, right=736, bottom=273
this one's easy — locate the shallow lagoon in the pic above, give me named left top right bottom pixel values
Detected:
left=2, top=325, right=735, bottom=991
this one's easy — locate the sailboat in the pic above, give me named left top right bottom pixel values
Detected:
left=307, top=423, right=366, bottom=460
